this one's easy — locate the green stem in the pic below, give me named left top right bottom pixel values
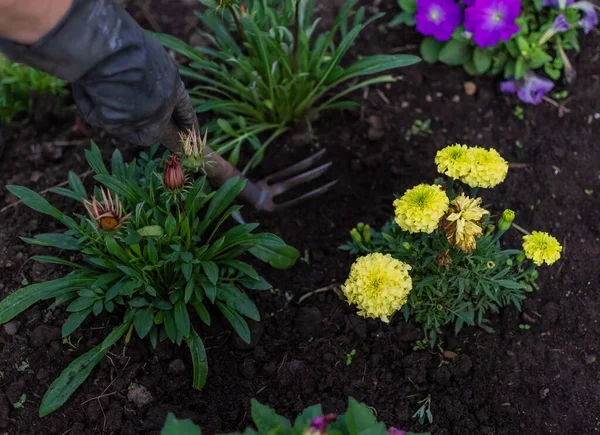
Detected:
left=292, top=0, right=301, bottom=71
left=242, top=126, right=289, bottom=175
left=229, top=6, right=247, bottom=46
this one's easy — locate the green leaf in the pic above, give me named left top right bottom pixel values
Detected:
left=515, top=57, right=526, bottom=80
left=248, top=234, right=299, bottom=269
left=62, top=308, right=92, bottom=337
left=129, top=297, right=149, bottom=308
left=345, top=397, right=378, bottom=434
left=250, top=399, right=291, bottom=433
left=388, top=12, right=416, bottom=27
left=496, top=279, right=525, bottom=289
left=138, top=225, right=164, bottom=237
left=187, top=328, right=208, bottom=390
left=164, top=310, right=178, bottom=343
left=134, top=307, right=155, bottom=338
left=174, top=300, right=191, bottom=344
left=217, top=284, right=260, bottom=321
left=165, top=214, right=177, bottom=239
left=84, top=142, right=109, bottom=176
left=239, top=276, right=272, bottom=291
left=398, top=0, right=417, bottom=13
left=221, top=260, right=259, bottom=281
left=473, top=47, right=491, bottom=74
left=438, top=40, right=471, bottom=66
left=184, top=278, right=195, bottom=304
left=419, top=38, right=443, bottom=64
left=39, top=321, right=129, bottom=417
left=66, top=297, right=96, bottom=312
left=201, top=177, right=246, bottom=233
left=153, top=32, right=206, bottom=63
left=193, top=301, right=211, bottom=325
left=217, top=302, right=250, bottom=343
left=68, top=171, right=87, bottom=200
left=200, top=261, right=219, bottom=285
left=105, top=238, right=131, bottom=264
left=21, top=233, right=79, bottom=250
left=7, top=185, right=63, bottom=221
left=216, top=118, right=237, bottom=136
left=0, top=275, right=93, bottom=323
left=31, top=256, right=84, bottom=269
left=161, top=413, right=202, bottom=435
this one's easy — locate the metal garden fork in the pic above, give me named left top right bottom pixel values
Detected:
left=160, top=120, right=337, bottom=212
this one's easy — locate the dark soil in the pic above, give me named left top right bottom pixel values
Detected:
left=1, top=1, right=599, bottom=434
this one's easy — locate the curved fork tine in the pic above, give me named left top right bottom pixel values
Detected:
left=273, top=180, right=339, bottom=211
left=270, top=162, right=333, bottom=196
left=262, top=149, right=328, bottom=184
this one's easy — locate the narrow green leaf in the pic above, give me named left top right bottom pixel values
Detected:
left=248, top=234, right=299, bottom=269
left=39, top=321, right=129, bottom=417
left=62, top=308, right=92, bottom=337
left=66, top=297, right=96, bottom=312
left=217, top=284, right=260, bottom=321
left=134, top=307, right=155, bottom=338
left=200, top=261, right=219, bottom=285
left=193, top=301, right=211, bottom=325
left=174, top=300, right=191, bottom=344
left=250, top=399, right=290, bottom=434
left=7, top=185, right=63, bottom=221
left=221, top=260, right=259, bottom=281
left=84, top=142, right=108, bottom=176
left=217, top=302, right=250, bottom=344
left=187, top=328, right=208, bottom=390
left=21, top=233, right=79, bottom=251
left=31, top=256, right=84, bottom=269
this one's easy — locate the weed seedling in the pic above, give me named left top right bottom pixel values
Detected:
left=412, top=340, right=426, bottom=351
left=346, top=349, right=356, bottom=366
left=515, top=140, right=524, bottom=149
left=16, top=360, right=29, bottom=372
left=13, top=394, right=27, bottom=409
left=519, top=324, right=531, bottom=330
left=513, top=106, right=524, bottom=120
left=584, top=189, right=593, bottom=196
left=412, top=395, right=433, bottom=425
left=411, top=119, right=433, bottom=136
left=553, top=90, right=569, bottom=100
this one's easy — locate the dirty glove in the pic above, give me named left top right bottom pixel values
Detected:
left=0, top=0, right=196, bottom=146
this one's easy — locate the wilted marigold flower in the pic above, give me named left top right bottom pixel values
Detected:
left=394, top=184, right=449, bottom=234
left=84, top=187, right=131, bottom=231
left=341, top=253, right=412, bottom=323
left=163, top=154, right=185, bottom=191
left=460, top=147, right=508, bottom=189
left=435, top=144, right=473, bottom=179
left=522, top=231, right=562, bottom=266
left=441, top=194, right=489, bottom=253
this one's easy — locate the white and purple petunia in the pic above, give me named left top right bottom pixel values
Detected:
left=415, top=0, right=463, bottom=41
left=542, top=0, right=574, bottom=8
left=464, top=0, right=521, bottom=47
left=500, top=71, right=555, bottom=104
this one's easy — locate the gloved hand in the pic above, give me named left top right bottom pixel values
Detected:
left=0, top=0, right=196, bottom=146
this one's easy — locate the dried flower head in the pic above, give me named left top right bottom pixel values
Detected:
left=435, top=144, right=473, bottom=179
left=342, top=253, right=413, bottom=323
left=441, top=194, right=489, bottom=253
left=522, top=231, right=562, bottom=266
left=180, top=129, right=209, bottom=172
left=460, top=147, right=508, bottom=188
left=394, top=184, right=449, bottom=234
left=163, top=154, right=186, bottom=191
left=84, top=187, right=131, bottom=231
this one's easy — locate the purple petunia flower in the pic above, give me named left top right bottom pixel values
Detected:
left=462, top=0, right=476, bottom=6
left=464, top=0, right=521, bottom=47
left=387, top=428, right=407, bottom=435
left=553, top=13, right=570, bottom=30
left=569, top=1, right=598, bottom=34
left=542, top=0, right=574, bottom=8
left=415, top=0, right=463, bottom=41
left=500, top=71, right=554, bottom=104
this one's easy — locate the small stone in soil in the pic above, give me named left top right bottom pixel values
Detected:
left=167, top=359, right=186, bottom=375
left=127, top=384, right=154, bottom=408
left=464, top=81, right=477, bottom=96
left=3, top=321, right=20, bottom=336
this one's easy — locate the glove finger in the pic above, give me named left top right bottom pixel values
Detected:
left=73, top=84, right=102, bottom=127
left=171, top=80, right=199, bottom=131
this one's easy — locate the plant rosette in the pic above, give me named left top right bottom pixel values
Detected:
left=0, top=139, right=299, bottom=417
left=340, top=144, right=562, bottom=345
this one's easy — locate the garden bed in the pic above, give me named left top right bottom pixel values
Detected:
left=1, top=0, right=599, bottom=434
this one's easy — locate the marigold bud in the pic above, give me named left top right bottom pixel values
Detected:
left=163, top=155, right=185, bottom=191
left=402, top=242, right=411, bottom=251
left=350, top=228, right=362, bottom=244
left=362, top=224, right=371, bottom=243
left=498, top=209, right=515, bottom=231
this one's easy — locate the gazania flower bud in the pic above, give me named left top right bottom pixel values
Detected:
left=498, top=209, right=515, bottom=231
left=163, top=155, right=185, bottom=191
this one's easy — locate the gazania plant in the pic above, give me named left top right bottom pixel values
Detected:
left=155, top=0, right=420, bottom=172
left=341, top=144, right=562, bottom=345
left=0, top=138, right=298, bottom=416
left=391, top=0, right=598, bottom=104
left=162, top=397, right=430, bottom=435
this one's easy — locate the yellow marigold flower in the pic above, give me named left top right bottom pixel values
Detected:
left=441, top=194, right=489, bottom=253
left=435, top=144, right=473, bottom=179
left=460, top=147, right=509, bottom=188
left=341, top=253, right=412, bottom=323
left=522, top=231, right=562, bottom=266
left=393, top=184, right=449, bottom=234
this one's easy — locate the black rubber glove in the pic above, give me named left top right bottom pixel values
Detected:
left=0, top=0, right=196, bottom=146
